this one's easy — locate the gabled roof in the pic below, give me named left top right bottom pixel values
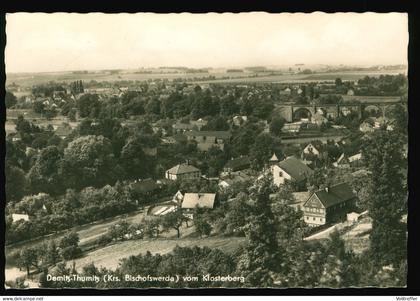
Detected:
left=348, top=153, right=362, bottom=162
left=335, top=153, right=348, bottom=164
left=173, top=123, right=195, bottom=130
left=307, top=182, right=357, bottom=208
left=277, top=157, right=314, bottom=182
left=166, top=163, right=200, bottom=175
left=185, top=131, right=231, bottom=139
left=270, top=153, right=279, bottom=162
left=224, top=156, right=251, bottom=169
left=181, top=193, right=216, bottom=209
left=306, top=140, right=324, bottom=152
left=291, top=191, right=312, bottom=204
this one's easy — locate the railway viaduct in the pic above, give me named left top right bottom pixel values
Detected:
left=275, top=100, right=405, bottom=122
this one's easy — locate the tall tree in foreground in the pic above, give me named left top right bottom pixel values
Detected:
left=238, top=176, right=283, bottom=287
left=362, top=130, right=407, bottom=266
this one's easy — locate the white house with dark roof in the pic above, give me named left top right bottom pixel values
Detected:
left=302, top=183, right=357, bottom=227
left=165, top=163, right=201, bottom=181
left=271, top=156, right=314, bottom=189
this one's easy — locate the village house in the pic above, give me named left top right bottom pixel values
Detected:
left=302, top=182, right=357, bottom=227
left=172, top=122, right=195, bottom=133
left=333, top=153, right=350, bottom=168
left=333, top=152, right=363, bottom=168
left=348, top=153, right=363, bottom=167
left=359, top=121, right=375, bottom=133
left=301, top=142, right=326, bottom=159
left=55, top=123, right=73, bottom=139
left=131, top=178, right=160, bottom=198
left=301, top=142, right=327, bottom=167
left=218, top=172, right=252, bottom=190
left=279, top=87, right=292, bottom=96
left=311, top=112, right=328, bottom=126
left=172, top=190, right=185, bottom=205
left=223, top=156, right=251, bottom=173
left=269, top=153, right=280, bottom=165
left=181, top=193, right=216, bottom=219
left=185, top=131, right=231, bottom=151
left=373, top=117, right=395, bottom=131
left=271, top=156, right=314, bottom=190
left=165, top=163, right=201, bottom=181
left=282, top=122, right=302, bottom=133
left=232, top=115, right=248, bottom=126
left=189, top=118, right=208, bottom=130
left=11, top=213, right=30, bottom=223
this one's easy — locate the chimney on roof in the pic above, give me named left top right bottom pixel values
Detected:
left=325, top=186, right=329, bottom=193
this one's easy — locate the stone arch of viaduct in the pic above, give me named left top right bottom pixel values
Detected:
left=276, top=102, right=404, bottom=122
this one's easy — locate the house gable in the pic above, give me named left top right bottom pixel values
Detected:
left=304, top=194, right=325, bottom=209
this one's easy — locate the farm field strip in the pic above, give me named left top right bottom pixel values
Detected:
left=71, top=237, right=246, bottom=272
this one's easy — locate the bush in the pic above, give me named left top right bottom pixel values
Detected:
left=60, top=246, right=82, bottom=260
left=95, top=233, right=114, bottom=247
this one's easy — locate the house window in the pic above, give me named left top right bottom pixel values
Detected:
left=279, top=171, right=283, bottom=177
left=203, top=136, right=207, bottom=141
left=313, top=217, right=315, bottom=221
left=320, top=218, right=323, bottom=222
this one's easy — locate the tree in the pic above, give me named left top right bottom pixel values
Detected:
left=238, top=176, right=282, bottom=287
left=17, top=247, right=38, bottom=276
left=68, top=108, right=77, bottom=121
left=145, top=98, right=161, bottom=115
left=387, top=104, right=407, bottom=135
left=5, top=163, right=27, bottom=203
left=119, top=135, right=152, bottom=180
left=27, top=146, right=63, bottom=195
left=61, top=135, right=118, bottom=190
left=143, top=218, right=161, bottom=238
left=33, top=101, right=45, bottom=114
left=5, top=91, right=17, bottom=108
left=269, top=117, right=285, bottom=136
left=161, top=209, right=188, bottom=238
left=335, top=78, right=343, bottom=87
left=59, top=231, right=80, bottom=249
left=77, top=94, right=101, bottom=118
left=250, top=133, right=275, bottom=170
left=318, top=94, right=342, bottom=104
left=223, top=194, right=253, bottom=236
left=201, top=116, right=229, bottom=131
left=59, top=232, right=82, bottom=260
left=46, top=240, right=60, bottom=265
left=362, top=130, right=407, bottom=266
left=271, top=186, right=307, bottom=243
left=108, top=221, right=130, bottom=241
left=195, top=218, right=212, bottom=237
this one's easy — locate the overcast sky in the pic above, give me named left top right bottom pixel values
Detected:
left=5, top=12, right=408, bottom=73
